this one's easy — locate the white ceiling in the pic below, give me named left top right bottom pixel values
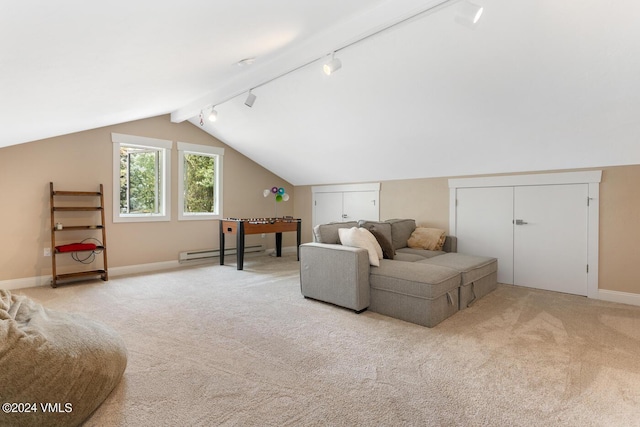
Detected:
left=3, top=0, right=640, bottom=185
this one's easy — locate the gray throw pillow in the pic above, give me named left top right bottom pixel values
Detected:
left=367, top=227, right=395, bottom=260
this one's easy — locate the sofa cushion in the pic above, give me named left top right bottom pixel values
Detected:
left=369, top=260, right=460, bottom=299
left=407, top=227, right=447, bottom=251
left=393, top=252, right=428, bottom=262
left=338, top=227, right=382, bottom=266
left=313, top=221, right=358, bottom=244
left=419, top=253, right=497, bottom=286
left=385, top=219, right=417, bottom=250
left=396, top=247, right=446, bottom=259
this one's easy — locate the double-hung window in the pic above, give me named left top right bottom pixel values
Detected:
left=177, top=142, right=224, bottom=220
left=112, top=133, right=172, bottom=222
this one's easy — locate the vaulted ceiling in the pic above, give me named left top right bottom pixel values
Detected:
left=3, top=0, right=640, bottom=185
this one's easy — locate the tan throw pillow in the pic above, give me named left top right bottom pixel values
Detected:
left=338, top=227, right=383, bottom=266
left=407, top=227, right=447, bottom=251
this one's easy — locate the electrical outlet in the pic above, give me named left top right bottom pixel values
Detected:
left=44, top=248, right=52, bottom=257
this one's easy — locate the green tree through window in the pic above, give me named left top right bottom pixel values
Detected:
left=183, top=153, right=215, bottom=213
left=177, top=141, right=223, bottom=220
left=120, top=146, right=163, bottom=214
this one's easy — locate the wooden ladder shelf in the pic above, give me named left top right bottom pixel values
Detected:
left=49, top=182, right=109, bottom=288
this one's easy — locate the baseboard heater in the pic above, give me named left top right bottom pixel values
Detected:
left=179, top=245, right=265, bottom=263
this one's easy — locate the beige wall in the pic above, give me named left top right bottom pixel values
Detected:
left=293, top=165, right=640, bottom=295
left=3, top=114, right=638, bottom=297
left=0, top=115, right=293, bottom=281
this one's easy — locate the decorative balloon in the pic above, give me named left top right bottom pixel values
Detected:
left=264, top=186, right=290, bottom=215
left=264, top=187, right=289, bottom=202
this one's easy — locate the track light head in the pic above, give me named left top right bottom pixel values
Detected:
left=455, top=1, right=484, bottom=27
left=208, top=107, right=218, bottom=122
left=245, top=91, right=257, bottom=108
left=323, top=54, right=342, bottom=75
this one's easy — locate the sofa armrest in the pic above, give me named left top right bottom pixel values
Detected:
left=299, top=243, right=370, bottom=312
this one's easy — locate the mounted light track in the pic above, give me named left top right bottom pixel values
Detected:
left=174, top=0, right=466, bottom=124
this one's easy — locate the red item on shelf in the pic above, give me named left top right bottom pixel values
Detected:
left=56, top=243, right=97, bottom=253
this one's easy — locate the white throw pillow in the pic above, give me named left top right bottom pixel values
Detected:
left=338, top=227, right=383, bottom=266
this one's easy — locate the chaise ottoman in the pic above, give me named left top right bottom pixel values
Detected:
left=420, top=253, right=497, bottom=309
left=368, top=260, right=460, bottom=327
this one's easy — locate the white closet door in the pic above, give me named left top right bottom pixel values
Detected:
left=456, top=187, right=515, bottom=284
left=514, top=184, right=588, bottom=296
left=343, top=191, right=379, bottom=222
left=313, top=192, right=343, bottom=226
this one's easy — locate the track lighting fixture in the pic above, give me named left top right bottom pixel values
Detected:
left=208, top=107, right=218, bottom=122
left=190, top=2, right=479, bottom=124
left=455, top=1, right=484, bottom=27
left=323, top=52, right=342, bottom=76
left=245, top=90, right=256, bottom=108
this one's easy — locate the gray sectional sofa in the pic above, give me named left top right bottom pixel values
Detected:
left=299, top=219, right=498, bottom=327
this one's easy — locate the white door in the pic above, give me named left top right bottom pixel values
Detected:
left=313, top=192, right=343, bottom=226
left=343, top=191, right=379, bottom=222
left=456, top=187, right=515, bottom=284
left=513, top=184, right=588, bottom=296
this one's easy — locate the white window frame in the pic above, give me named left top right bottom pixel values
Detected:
left=177, top=142, right=224, bottom=221
left=112, top=133, right=172, bottom=223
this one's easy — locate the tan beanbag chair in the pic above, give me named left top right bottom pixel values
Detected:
left=0, top=290, right=127, bottom=427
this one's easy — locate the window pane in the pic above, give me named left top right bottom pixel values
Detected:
left=120, top=146, right=162, bottom=214
left=183, top=153, right=215, bottom=213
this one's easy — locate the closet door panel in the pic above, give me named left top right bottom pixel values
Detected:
left=513, top=184, right=588, bottom=295
left=456, top=187, right=514, bottom=284
left=313, top=192, right=343, bottom=226
left=343, top=191, right=379, bottom=222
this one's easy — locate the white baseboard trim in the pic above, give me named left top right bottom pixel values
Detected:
left=0, top=261, right=184, bottom=291
left=109, top=260, right=181, bottom=277
left=0, top=251, right=295, bottom=291
left=0, top=275, right=52, bottom=291
left=597, top=289, right=640, bottom=307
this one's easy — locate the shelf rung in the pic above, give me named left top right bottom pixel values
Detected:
left=55, top=270, right=107, bottom=280
left=53, top=191, right=102, bottom=196
left=53, top=225, right=103, bottom=231
left=53, top=207, right=103, bottom=211
left=55, top=246, right=105, bottom=254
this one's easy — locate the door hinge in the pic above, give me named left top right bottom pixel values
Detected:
left=587, top=264, right=589, bottom=273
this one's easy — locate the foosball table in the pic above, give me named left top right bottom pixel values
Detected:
left=219, top=217, right=302, bottom=270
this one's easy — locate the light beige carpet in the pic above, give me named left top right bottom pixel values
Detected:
left=15, top=255, right=640, bottom=426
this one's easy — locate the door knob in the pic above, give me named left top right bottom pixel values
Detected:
left=342, top=214, right=348, bottom=218
left=514, top=219, right=528, bottom=225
